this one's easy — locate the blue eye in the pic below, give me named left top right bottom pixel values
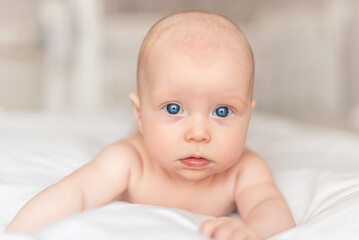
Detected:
left=214, top=106, right=232, bottom=118
left=164, top=103, right=183, bottom=115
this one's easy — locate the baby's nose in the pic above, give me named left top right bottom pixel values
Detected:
left=184, top=116, right=211, bottom=143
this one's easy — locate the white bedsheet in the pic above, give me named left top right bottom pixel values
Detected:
left=1, top=109, right=359, bottom=239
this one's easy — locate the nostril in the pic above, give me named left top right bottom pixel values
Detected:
left=185, top=128, right=211, bottom=143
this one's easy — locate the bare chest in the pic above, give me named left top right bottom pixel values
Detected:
left=118, top=174, right=236, bottom=217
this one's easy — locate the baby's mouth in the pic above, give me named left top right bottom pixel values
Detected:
left=179, top=156, right=210, bottom=168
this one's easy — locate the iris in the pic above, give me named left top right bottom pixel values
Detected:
left=165, top=103, right=182, bottom=114
left=215, top=106, right=231, bottom=117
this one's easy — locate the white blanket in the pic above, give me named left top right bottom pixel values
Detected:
left=1, top=109, right=359, bottom=239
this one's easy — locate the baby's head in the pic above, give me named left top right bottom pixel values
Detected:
left=130, top=11, right=256, bottom=181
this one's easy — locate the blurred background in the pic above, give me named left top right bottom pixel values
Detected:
left=0, top=0, right=358, bottom=132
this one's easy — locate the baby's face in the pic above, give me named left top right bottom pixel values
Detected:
left=136, top=43, right=254, bottom=182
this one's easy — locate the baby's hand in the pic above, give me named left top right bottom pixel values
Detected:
left=200, top=217, right=263, bottom=240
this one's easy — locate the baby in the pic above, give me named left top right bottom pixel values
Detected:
left=6, top=11, right=295, bottom=239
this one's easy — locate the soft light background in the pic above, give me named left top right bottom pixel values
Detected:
left=0, top=0, right=358, bottom=132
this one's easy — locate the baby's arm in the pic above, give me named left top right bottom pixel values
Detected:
left=6, top=141, right=135, bottom=234
left=201, top=152, right=295, bottom=239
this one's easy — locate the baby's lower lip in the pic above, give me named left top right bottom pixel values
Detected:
left=180, top=157, right=210, bottom=168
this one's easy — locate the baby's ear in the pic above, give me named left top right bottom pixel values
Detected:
left=251, top=99, right=256, bottom=110
left=129, top=92, right=143, bottom=133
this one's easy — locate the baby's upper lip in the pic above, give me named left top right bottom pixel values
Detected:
left=181, top=155, right=210, bottom=161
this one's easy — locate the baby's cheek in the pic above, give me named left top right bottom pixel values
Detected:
left=217, top=131, right=245, bottom=154
left=142, top=125, right=176, bottom=158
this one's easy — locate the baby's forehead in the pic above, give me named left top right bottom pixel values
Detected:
left=147, top=44, right=253, bottom=100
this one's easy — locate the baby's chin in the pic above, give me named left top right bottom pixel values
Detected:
left=169, top=166, right=223, bottom=183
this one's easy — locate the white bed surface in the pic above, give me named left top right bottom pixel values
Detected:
left=1, top=109, right=359, bottom=239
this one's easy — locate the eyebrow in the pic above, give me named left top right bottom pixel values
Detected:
left=223, top=95, right=247, bottom=107
left=149, top=92, right=184, bottom=102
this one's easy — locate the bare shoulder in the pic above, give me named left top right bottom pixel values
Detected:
left=92, top=135, right=142, bottom=170
left=232, top=149, right=275, bottom=196
left=238, top=149, right=272, bottom=174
